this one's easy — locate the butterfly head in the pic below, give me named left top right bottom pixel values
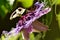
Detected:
left=10, top=7, right=26, bottom=20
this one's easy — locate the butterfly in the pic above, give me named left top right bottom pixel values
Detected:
left=9, top=2, right=51, bottom=32
left=10, top=7, right=26, bottom=20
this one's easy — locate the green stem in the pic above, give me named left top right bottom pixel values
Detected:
left=55, top=3, right=57, bottom=16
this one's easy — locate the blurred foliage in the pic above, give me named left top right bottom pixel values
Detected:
left=0, top=0, right=60, bottom=40
left=0, top=32, right=23, bottom=40
left=56, top=12, right=60, bottom=29
left=17, top=0, right=34, bottom=8
left=30, top=33, right=35, bottom=40
left=0, top=0, right=13, bottom=18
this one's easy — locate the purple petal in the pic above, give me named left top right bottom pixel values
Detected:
left=22, top=29, right=30, bottom=40
left=16, top=2, right=51, bottom=29
left=34, top=2, right=44, bottom=9
left=36, top=7, right=51, bottom=19
left=23, top=25, right=33, bottom=33
left=32, top=20, right=48, bottom=31
left=2, top=26, right=23, bottom=38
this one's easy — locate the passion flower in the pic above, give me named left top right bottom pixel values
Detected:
left=2, top=2, right=51, bottom=40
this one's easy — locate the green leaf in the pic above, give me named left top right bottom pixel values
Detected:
left=56, top=0, right=60, bottom=5
left=39, top=12, right=52, bottom=27
left=35, top=33, right=42, bottom=40
left=51, top=0, right=60, bottom=5
left=0, top=0, right=14, bottom=18
left=1, top=5, right=8, bottom=14
left=17, top=0, right=34, bottom=8
left=19, top=32, right=23, bottom=40
left=51, top=0, right=57, bottom=6
left=30, top=33, right=35, bottom=40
